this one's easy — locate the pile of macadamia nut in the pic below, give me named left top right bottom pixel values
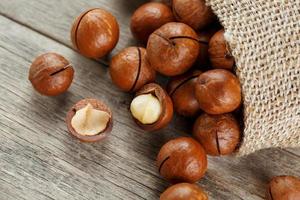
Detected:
left=27, top=1, right=300, bottom=199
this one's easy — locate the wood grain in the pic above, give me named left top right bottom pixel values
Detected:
left=0, top=1, right=299, bottom=200
left=0, top=0, right=148, bottom=64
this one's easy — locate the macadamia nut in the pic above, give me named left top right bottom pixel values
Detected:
left=130, top=94, right=162, bottom=124
left=71, top=103, right=111, bottom=136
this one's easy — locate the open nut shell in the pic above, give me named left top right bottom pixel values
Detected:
left=66, top=99, right=113, bottom=142
left=133, top=83, right=173, bottom=131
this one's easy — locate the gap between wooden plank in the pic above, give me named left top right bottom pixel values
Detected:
left=0, top=13, right=109, bottom=67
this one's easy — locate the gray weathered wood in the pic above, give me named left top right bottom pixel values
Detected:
left=0, top=0, right=148, bottom=64
left=0, top=1, right=299, bottom=200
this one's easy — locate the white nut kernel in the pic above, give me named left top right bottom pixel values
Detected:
left=130, top=94, right=162, bottom=124
left=71, top=103, right=110, bottom=136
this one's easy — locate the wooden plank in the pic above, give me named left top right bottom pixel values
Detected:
left=0, top=1, right=299, bottom=199
left=0, top=0, right=148, bottom=63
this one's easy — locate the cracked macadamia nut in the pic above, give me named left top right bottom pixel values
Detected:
left=172, top=0, right=216, bottom=30
left=130, top=94, right=162, bottom=125
left=193, top=113, right=241, bottom=156
left=167, top=70, right=202, bottom=117
left=267, top=176, right=300, bottom=200
left=29, top=53, right=74, bottom=96
left=195, top=69, right=241, bottom=114
left=130, top=83, right=173, bottom=131
left=157, top=137, right=207, bottom=183
left=71, top=8, right=119, bottom=59
left=71, top=103, right=110, bottom=136
left=147, top=22, right=200, bottom=76
left=160, top=183, right=208, bottom=200
left=197, top=25, right=221, bottom=67
left=66, top=99, right=113, bottom=142
left=109, top=47, right=156, bottom=92
left=130, top=2, right=174, bottom=43
left=208, top=29, right=235, bottom=70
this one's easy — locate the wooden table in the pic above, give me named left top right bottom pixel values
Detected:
left=0, top=1, right=299, bottom=199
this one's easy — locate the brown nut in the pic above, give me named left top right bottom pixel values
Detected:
left=193, top=113, right=241, bottom=156
left=157, top=137, right=207, bottom=183
left=109, top=47, right=156, bottom=92
left=66, top=99, right=113, bottom=142
left=130, top=83, right=173, bottom=131
left=130, top=2, right=174, bottom=43
left=208, top=29, right=235, bottom=70
left=195, top=69, right=241, bottom=114
left=172, top=0, right=216, bottom=30
left=267, top=176, right=300, bottom=200
left=160, top=183, right=208, bottom=200
left=167, top=70, right=202, bottom=117
left=29, top=53, right=74, bottom=96
left=147, top=22, right=200, bottom=76
left=197, top=25, right=222, bottom=67
left=71, top=8, right=119, bottom=59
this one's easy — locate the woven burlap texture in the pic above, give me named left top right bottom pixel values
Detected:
left=206, top=0, right=300, bottom=156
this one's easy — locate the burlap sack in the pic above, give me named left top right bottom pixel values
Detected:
left=206, top=0, right=300, bottom=155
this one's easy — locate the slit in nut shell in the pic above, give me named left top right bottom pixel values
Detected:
left=70, top=8, right=119, bottom=59
left=66, top=99, right=113, bottom=142
left=28, top=53, right=74, bottom=96
left=166, top=70, right=202, bottom=117
left=109, top=47, right=156, bottom=92
left=157, top=137, right=207, bottom=183
left=146, top=22, right=200, bottom=76
left=193, top=113, right=241, bottom=156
